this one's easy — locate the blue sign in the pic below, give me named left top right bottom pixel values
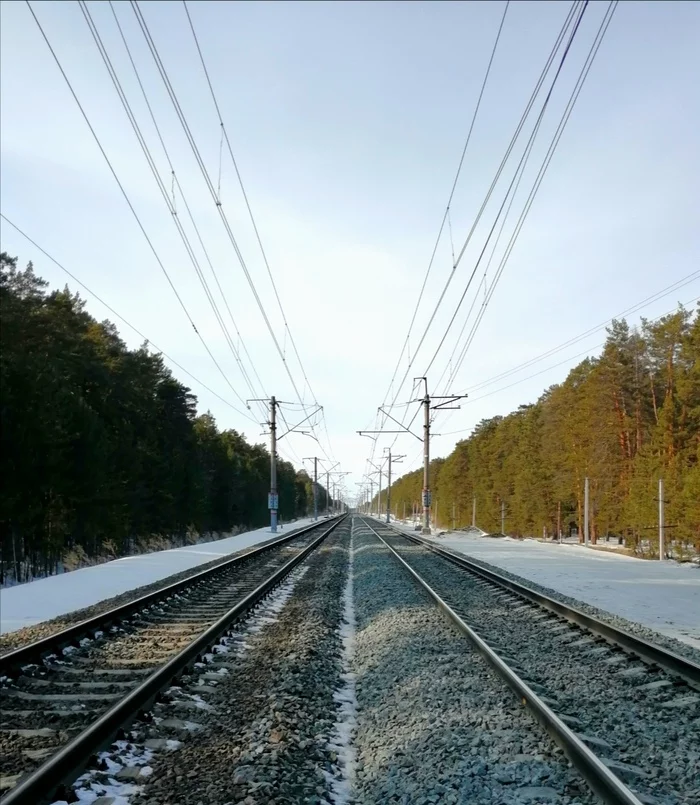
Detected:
left=422, top=489, right=432, bottom=507
left=268, top=493, right=279, bottom=510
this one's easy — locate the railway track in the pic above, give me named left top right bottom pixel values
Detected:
left=0, top=515, right=346, bottom=804
left=361, top=517, right=700, bottom=805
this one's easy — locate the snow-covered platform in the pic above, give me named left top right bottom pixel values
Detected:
left=381, top=519, right=700, bottom=650
left=0, top=517, right=323, bottom=635
left=432, top=532, right=699, bottom=650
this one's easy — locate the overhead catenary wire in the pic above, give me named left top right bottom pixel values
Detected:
left=421, top=0, right=592, bottom=381
left=365, top=1, right=516, bottom=477
left=78, top=0, right=266, bottom=417
left=182, top=0, right=337, bottom=465
left=364, top=2, right=623, bottom=489
left=1, top=214, right=258, bottom=424
left=108, top=0, right=271, bottom=415
left=377, top=0, right=511, bottom=419
left=131, top=1, right=335, bottom=464
left=23, top=0, right=251, bottom=419
left=436, top=0, right=619, bottom=394
left=380, top=0, right=592, bottom=450
left=433, top=0, right=619, bottom=401
left=365, top=1, right=588, bottom=479
left=379, top=0, right=585, bottom=434
left=181, top=1, right=319, bottom=408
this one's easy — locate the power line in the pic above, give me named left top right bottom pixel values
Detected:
left=458, top=271, right=699, bottom=397
left=24, top=0, right=250, bottom=418
left=363, top=2, right=618, bottom=484
left=365, top=0, right=518, bottom=478
left=380, top=1, right=585, bottom=429
left=436, top=0, right=618, bottom=393
left=130, top=1, right=335, bottom=464
left=181, top=1, right=312, bottom=401
left=1, top=213, right=259, bottom=424
left=79, top=0, right=265, bottom=417
left=421, top=0, right=592, bottom=380
left=434, top=294, right=699, bottom=436
left=181, top=0, right=336, bottom=463
left=381, top=0, right=592, bottom=448
left=378, top=0, right=511, bottom=416
left=108, top=0, right=270, bottom=418
left=363, top=1, right=588, bottom=483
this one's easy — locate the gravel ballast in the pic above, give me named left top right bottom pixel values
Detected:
left=379, top=527, right=699, bottom=805
left=426, top=535, right=700, bottom=665
left=127, top=518, right=352, bottom=805
left=351, top=518, right=596, bottom=805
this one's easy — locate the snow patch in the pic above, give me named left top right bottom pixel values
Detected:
left=51, top=740, right=155, bottom=805
left=234, top=565, right=310, bottom=653
left=1, top=516, right=322, bottom=634
left=325, top=520, right=357, bottom=805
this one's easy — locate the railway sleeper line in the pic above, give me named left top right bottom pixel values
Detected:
left=0, top=515, right=346, bottom=804
left=361, top=517, right=699, bottom=805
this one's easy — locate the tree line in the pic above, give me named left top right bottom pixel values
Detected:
left=377, top=305, right=700, bottom=558
left=0, top=254, right=330, bottom=584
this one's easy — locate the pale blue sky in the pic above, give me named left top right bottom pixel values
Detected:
left=2, top=1, right=699, bottom=501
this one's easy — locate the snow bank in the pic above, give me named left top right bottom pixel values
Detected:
left=0, top=517, right=322, bottom=635
left=414, top=529, right=700, bottom=650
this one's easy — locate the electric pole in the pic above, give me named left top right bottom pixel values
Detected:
left=584, top=476, right=590, bottom=545
left=472, top=494, right=476, bottom=528
left=325, top=470, right=350, bottom=517
left=313, top=457, right=318, bottom=521
left=357, top=377, right=466, bottom=535
left=302, top=457, right=320, bottom=521
left=249, top=397, right=323, bottom=533
left=501, top=499, right=505, bottom=535
left=270, top=396, right=278, bottom=532
left=384, top=448, right=405, bottom=524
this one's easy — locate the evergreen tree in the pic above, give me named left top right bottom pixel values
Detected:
left=0, top=255, right=313, bottom=582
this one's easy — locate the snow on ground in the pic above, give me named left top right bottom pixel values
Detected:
left=407, top=527, right=700, bottom=650
left=0, top=517, right=323, bottom=635
left=325, top=519, right=358, bottom=805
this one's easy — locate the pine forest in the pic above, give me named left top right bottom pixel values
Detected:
left=0, top=254, right=329, bottom=584
left=379, top=304, right=700, bottom=558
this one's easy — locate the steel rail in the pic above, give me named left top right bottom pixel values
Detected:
left=360, top=517, right=643, bottom=805
left=2, top=515, right=347, bottom=805
left=374, top=518, right=700, bottom=687
left=0, top=516, right=343, bottom=675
